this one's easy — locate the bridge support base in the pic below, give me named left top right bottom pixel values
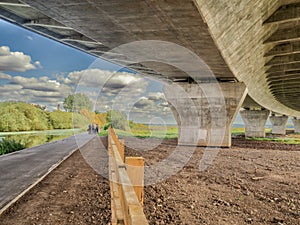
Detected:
left=270, top=115, right=288, bottom=135
left=292, top=118, right=300, bottom=133
left=163, top=82, right=247, bottom=147
left=240, top=109, right=270, bottom=138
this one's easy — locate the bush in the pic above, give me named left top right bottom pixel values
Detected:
left=0, top=102, right=50, bottom=132
left=106, top=110, right=128, bottom=130
left=103, top=122, right=112, bottom=130
left=49, top=111, right=89, bottom=129
left=0, top=139, right=25, bottom=155
left=72, top=113, right=89, bottom=128
left=0, top=101, right=111, bottom=132
left=49, top=111, right=73, bottom=129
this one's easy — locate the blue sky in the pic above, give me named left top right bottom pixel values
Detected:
left=0, top=19, right=252, bottom=126
left=0, top=19, right=177, bottom=124
left=0, top=19, right=119, bottom=77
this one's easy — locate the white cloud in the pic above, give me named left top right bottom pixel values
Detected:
left=98, top=89, right=175, bottom=124
left=0, top=68, right=149, bottom=111
left=0, top=65, right=175, bottom=122
left=26, top=36, right=33, bottom=41
left=0, top=46, right=10, bottom=56
left=10, top=76, right=67, bottom=92
left=0, top=84, right=23, bottom=92
left=134, top=97, right=154, bottom=109
left=67, top=69, right=147, bottom=94
left=68, top=69, right=150, bottom=111
left=148, top=92, right=165, bottom=101
left=0, top=72, right=12, bottom=80
left=159, top=101, right=169, bottom=107
left=0, top=46, right=41, bottom=72
left=34, top=61, right=42, bottom=69
left=0, top=74, right=72, bottom=109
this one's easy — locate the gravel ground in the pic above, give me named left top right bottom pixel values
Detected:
left=0, top=136, right=299, bottom=225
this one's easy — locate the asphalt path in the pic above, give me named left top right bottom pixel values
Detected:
left=0, top=132, right=95, bottom=210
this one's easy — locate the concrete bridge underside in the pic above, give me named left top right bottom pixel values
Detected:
left=1, top=0, right=300, bottom=146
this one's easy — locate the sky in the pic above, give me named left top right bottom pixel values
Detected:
left=0, top=18, right=253, bottom=126
left=0, top=19, right=177, bottom=124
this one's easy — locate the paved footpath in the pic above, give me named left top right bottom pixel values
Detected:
left=0, top=132, right=95, bottom=210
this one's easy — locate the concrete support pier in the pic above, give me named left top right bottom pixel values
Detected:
left=292, top=118, right=300, bottom=133
left=240, top=109, right=270, bottom=138
left=163, top=82, right=247, bottom=147
left=269, top=115, right=288, bottom=135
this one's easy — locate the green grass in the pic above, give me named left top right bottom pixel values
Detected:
left=231, top=127, right=245, bottom=135
left=246, top=136, right=300, bottom=145
left=0, top=139, right=25, bottom=155
left=99, top=125, right=178, bottom=139
left=100, top=126, right=300, bottom=145
left=231, top=127, right=272, bottom=135
left=233, top=127, right=300, bottom=144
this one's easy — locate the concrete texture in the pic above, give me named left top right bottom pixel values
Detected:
left=0, top=132, right=94, bottom=210
left=292, top=118, right=300, bottom=133
left=1, top=1, right=300, bottom=117
left=163, top=82, right=247, bottom=147
left=240, top=110, right=270, bottom=138
left=194, top=0, right=300, bottom=115
left=18, top=0, right=235, bottom=81
left=1, top=1, right=300, bottom=146
left=269, top=115, right=289, bottom=135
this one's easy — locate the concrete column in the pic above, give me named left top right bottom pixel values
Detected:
left=292, top=118, right=300, bottom=133
left=269, top=115, right=288, bottom=135
left=163, top=82, right=247, bottom=147
left=240, top=109, right=270, bottom=138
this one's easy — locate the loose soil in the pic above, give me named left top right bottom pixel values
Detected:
left=0, top=138, right=111, bottom=225
left=0, top=136, right=299, bottom=225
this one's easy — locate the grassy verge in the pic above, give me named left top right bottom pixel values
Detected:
left=233, top=127, right=300, bottom=144
left=231, top=127, right=273, bottom=135
left=100, top=126, right=300, bottom=145
left=231, top=127, right=245, bottom=135
left=99, top=125, right=178, bottom=139
left=0, top=139, right=25, bottom=155
left=246, top=136, right=300, bottom=145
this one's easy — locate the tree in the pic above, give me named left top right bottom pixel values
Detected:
left=104, top=110, right=128, bottom=130
left=63, top=93, right=92, bottom=112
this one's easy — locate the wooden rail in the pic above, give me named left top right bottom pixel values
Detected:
left=108, top=127, right=148, bottom=225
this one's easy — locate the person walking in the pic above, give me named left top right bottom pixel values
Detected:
left=95, top=124, right=99, bottom=134
left=88, top=124, right=92, bottom=134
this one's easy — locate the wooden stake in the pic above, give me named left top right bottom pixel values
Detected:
left=118, top=139, right=125, bottom=162
left=125, top=157, right=145, bottom=206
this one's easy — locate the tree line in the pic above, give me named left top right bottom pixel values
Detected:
left=0, top=93, right=137, bottom=132
left=0, top=101, right=90, bottom=132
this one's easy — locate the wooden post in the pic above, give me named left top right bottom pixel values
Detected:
left=118, top=139, right=125, bottom=163
left=125, top=157, right=145, bottom=206
left=108, top=128, right=148, bottom=224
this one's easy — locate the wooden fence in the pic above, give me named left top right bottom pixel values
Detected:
left=108, top=127, right=149, bottom=225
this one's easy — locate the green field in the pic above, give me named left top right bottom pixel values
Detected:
left=100, top=125, right=178, bottom=139
left=246, top=133, right=300, bottom=145
left=232, top=127, right=300, bottom=145
left=100, top=126, right=300, bottom=145
left=231, top=127, right=273, bottom=135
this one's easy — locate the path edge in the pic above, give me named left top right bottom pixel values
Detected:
left=0, top=136, right=95, bottom=216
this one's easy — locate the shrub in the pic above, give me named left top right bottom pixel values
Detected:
left=0, top=102, right=50, bottom=132
left=0, top=139, right=25, bottom=155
